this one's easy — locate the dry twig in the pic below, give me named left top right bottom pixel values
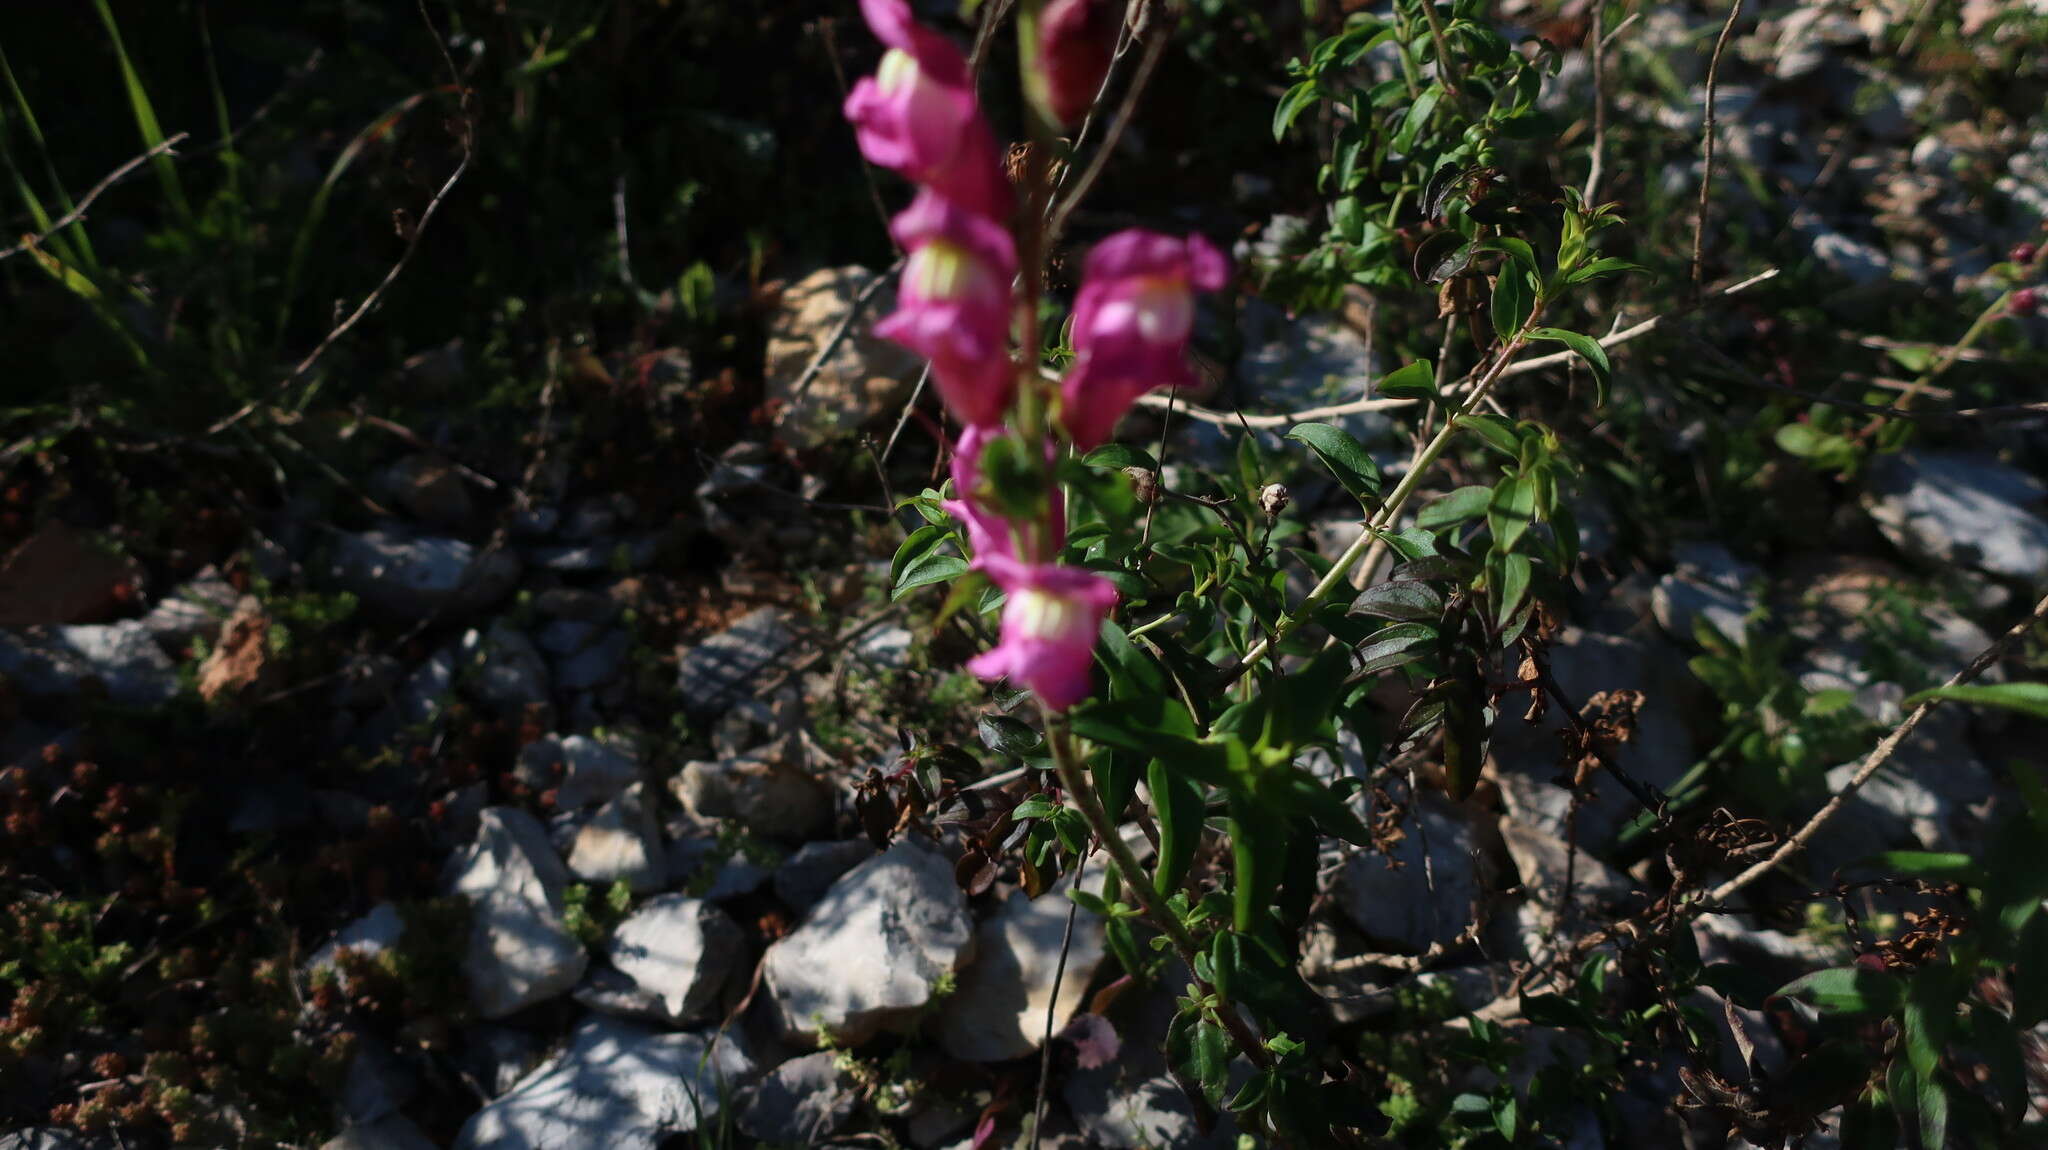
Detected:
left=1704, top=592, right=2048, bottom=906
left=0, top=133, right=190, bottom=263
left=209, top=1, right=475, bottom=436
left=1691, top=0, right=1745, bottom=293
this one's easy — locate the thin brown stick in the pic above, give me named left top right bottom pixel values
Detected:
left=1027, top=854, right=1085, bottom=1150
left=1705, top=592, right=2048, bottom=905
left=787, top=258, right=905, bottom=405
left=879, top=363, right=932, bottom=467
left=1691, top=0, right=1744, bottom=293
left=1136, top=268, right=1781, bottom=430
left=1044, top=2, right=1171, bottom=246
left=1581, top=3, right=1610, bottom=203
left=209, top=2, right=473, bottom=436
left=820, top=16, right=901, bottom=244
left=1691, top=337, right=2048, bottom=423
left=969, top=0, right=1018, bottom=75
left=0, top=133, right=189, bottom=262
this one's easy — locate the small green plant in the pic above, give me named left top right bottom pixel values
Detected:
left=561, top=879, right=633, bottom=948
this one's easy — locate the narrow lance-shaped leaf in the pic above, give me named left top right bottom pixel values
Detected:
left=1528, top=326, right=1613, bottom=407
left=1286, top=422, right=1382, bottom=505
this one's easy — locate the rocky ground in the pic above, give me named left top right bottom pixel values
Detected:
left=3, top=2, right=2047, bottom=1148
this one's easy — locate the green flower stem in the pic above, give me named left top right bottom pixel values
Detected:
left=1885, top=239, right=2047, bottom=416
left=1415, top=0, right=1470, bottom=113
left=1219, top=322, right=1539, bottom=687
left=1124, top=573, right=1217, bottom=640
left=1042, top=713, right=1274, bottom=1070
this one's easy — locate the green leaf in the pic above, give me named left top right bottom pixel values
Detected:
left=1492, top=265, right=1533, bottom=340
left=1012, top=795, right=1059, bottom=820
left=1273, top=80, right=1319, bottom=141
left=1097, top=620, right=1168, bottom=697
left=1487, top=476, right=1538, bottom=553
left=1901, top=973, right=1954, bottom=1082
left=1349, top=580, right=1444, bottom=622
left=1376, top=360, right=1438, bottom=399
left=1459, top=413, right=1520, bottom=457
left=1777, top=967, right=1905, bottom=1016
left=1482, top=236, right=1539, bottom=277
left=1166, top=1007, right=1232, bottom=1106
left=893, top=552, right=969, bottom=600
left=1527, top=327, right=1612, bottom=407
left=1150, top=759, right=1205, bottom=896
left=891, top=524, right=949, bottom=585
left=1229, top=795, right=1286, bottom=933
left=899, top=492, right=953, bottom=526
left=1354, top=622, right=1436, bottom=675
left=1775, top=422, right=1826, bottom=458
left=1900, top=682, right=2048, bottom=721
left=1567, top=256, right=1651, bottom=284
left=1067, top=886, right=1109, bottom=916
left=1916, top=1074, right=1949, bottom=1150
left=1862, top=851, right=1983, bottom=884
left=1392, top=85, right=1441, bottom=154
left=1263, top=767, right=1372, bottom=845
left=92, top=0, right=192, bottom=225
left=1417, top=485, right=1493, bottom=531
left=1495, top=553, right=1532, bottom=632
left=1414, top=231, right=1478, bottom=284
left=977, top=715, right=1042, bottom=757
left=1287, top=422, right=1383, bottom=505
left=1084, top=442, right=1158, bottom=471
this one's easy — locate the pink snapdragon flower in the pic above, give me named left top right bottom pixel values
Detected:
left=941, top=426, right=1014, bottom=563
left=968, top=554, right=1117, bottom=710
left=843, top=0, right=1013, bottom=221
left=876, top=191, right=1019, bottom=428
left=1059, top=230, right=1229, bottom=449
left=1036, top=0, right=1121, bottom=126
left=941, top=427, right=1068, bottom=566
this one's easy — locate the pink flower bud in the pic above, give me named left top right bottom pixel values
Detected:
left=876, top=191, right=1019, bottom=429
left=843, top=0, right=1014, bottom=221
left=968, top=554, right=1117, bottom=710
left=1037, top=0, right=1121, bottom=127
left=1059, top=230, right=1229, bottom=449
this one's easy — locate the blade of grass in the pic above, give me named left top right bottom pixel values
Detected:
left=92, top=0, right=194, bottom=226
left=0, top=44, right=96, bottom=273
left=22, top=238, right=150, bottom=369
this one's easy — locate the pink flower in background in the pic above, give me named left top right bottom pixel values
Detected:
left=1059, top=230, right=1229, bottom=449
left=1060, top=1012, right=1122, bottom=1069
left=843, top=0, right=1013, bottom=220
left=968, top=554, right=1117, bottom=709
left=1037, top=0, right=1121, bottom=126
left=876, top=191, right=1019, bottom=428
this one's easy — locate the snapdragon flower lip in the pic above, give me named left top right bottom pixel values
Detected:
left=1059, top=230, right=1230, bottom=449
left=967, top=553, right=1118, bottom=711
left=875, top=192, right=1019, bottom=429
left=842, top=0, right=1014, bottom=220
